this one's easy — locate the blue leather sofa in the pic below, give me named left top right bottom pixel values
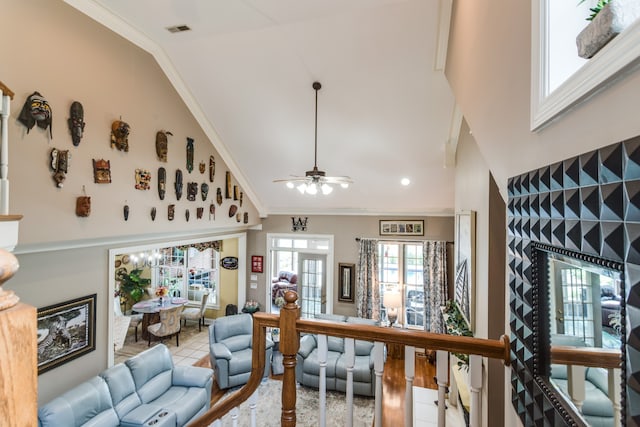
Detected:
left=296, top=314, right=379, bottom=397
left=209, top=313, right=273, bottom=389
left=38, top=344, right=213, bottom=427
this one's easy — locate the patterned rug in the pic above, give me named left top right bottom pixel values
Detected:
left=213, top=379, right=375, bottom=427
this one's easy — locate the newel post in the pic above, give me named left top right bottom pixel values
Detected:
left=280, top=291, right=301, bottom=427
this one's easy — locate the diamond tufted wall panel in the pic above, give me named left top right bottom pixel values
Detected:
left=509, top=136, right=640, bottom=426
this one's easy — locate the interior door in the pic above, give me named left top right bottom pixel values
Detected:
left=298, top=253, right=326, bottom=319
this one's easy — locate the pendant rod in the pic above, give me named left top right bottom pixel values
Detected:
left=313, top=81, right=321, bottom=170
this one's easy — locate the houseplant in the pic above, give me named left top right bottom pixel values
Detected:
left=576, top=0, right=640, bottom=58
left=116, top=267, right=151, bottom=311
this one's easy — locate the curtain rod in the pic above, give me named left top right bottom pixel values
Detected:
left=355, top=237, right=453, bottom=244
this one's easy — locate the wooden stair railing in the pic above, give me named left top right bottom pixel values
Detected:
left=190, top=291, right=511, bottom=427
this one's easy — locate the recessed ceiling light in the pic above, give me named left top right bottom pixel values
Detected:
left=401, top=178, right=410, bottom=186
left=166, top=25, right=191, bottom=33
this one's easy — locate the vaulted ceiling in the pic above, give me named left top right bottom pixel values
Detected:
left=66, top=0, right=458, bottom=217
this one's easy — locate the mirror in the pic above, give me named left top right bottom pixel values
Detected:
left=538, top=246, right=624, bottom=426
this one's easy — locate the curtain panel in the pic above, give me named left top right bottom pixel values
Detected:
left=356, top=238, right=380, bottom=320
left=423, top=241, right=447, bottom=333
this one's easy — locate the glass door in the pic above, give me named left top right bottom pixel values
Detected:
left=298, top=254, right=326, bottom=319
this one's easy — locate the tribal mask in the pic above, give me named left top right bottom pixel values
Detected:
left=18, top=91, right=52, bottom=137
left=68, top=101, right=85, bottom=146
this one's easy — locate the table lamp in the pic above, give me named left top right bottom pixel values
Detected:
left=385, top=290, right=402, bottom=327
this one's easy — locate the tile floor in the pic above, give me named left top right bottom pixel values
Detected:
left=115, top=318, right=211, bottom=367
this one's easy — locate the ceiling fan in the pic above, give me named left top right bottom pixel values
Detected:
left=273, top=82, right=353, bottom=195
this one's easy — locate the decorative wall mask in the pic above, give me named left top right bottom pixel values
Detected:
left=225, top=172, right=231, bottom=199
left=123, top=204, right=130, bottom=221
left=67, top=101, right=85, bottom=146
left=93, top=159, right=111, bottom=184
left=157, top=167, right=166, bottom=200
left=76, top=196, right=91, bottom=217
left=168, top=204, right=175, bottom=221
left=216, top=188, right=222, bottom=205
left=186, top=137, right=194, bottom=173
left=240, top=191, right=243, bottom=207
left=50, top=148, right=70, bottom=187
left=199, top=161, right=205, bottom=174
left=150, top=207, right=157, bottom=221
left=175, top=169, right=183, bottom=200
left=155, top=130, right=172, bottom=162
left=111, top=120, right=130, bottom=152
left=244, top=212, right=248, bottom=224
left=201, top=183, right=209, bottom=201
left=18, top=91, right=52, bottom=137
left=185, top=209, right=190, bottom=222
left=229, top=204, right=238, bottom=218
left=196, top=207, right=204, bottom=219
left=135, top=169, right=151, bottom=190
left=233, top=185, right=239, bottom=200
left=187, top=182, right=197, bottom=201
left=209, top=156, right=215, bottom=182
left=236, top=213, right=241, bottom=222
left=209, top=203, right=215, bottom=220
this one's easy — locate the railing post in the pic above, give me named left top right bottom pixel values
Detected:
left=318, top=334, right=328, bottom=427
left=373, top=341, right=384, bottom=427
left=436, top=350, right=448, bottom=427
left=567, top=364, right=586, bottom=411
left=345, top=338, right=355, bottom=427
left=609, top=367, right=621, bottom=426
left=469, top=354, right=483, bottom=427
left=405, top=346, right=415, bottom=427
left=280, top=291, right=301, bottom=427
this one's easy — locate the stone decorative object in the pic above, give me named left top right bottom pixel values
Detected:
left=0, top=248, right=20, bottom=310
left=576, top=0, right=640, bottom=59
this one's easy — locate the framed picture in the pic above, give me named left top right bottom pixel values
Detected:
left=379, top=220, right=424, bottom=236
left=338, top=263, right=355, bottom=302
left=251, top=255, right=263, bottom=273
left=37, top=294, right=96, bottom=374
left=454, top=210, right=476, bottom=330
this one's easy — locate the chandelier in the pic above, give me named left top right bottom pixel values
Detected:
left=274, top=82, right=352, bottom=195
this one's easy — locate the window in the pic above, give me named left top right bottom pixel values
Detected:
left=378, top=242, right=424, bottom=329
left=154, top=244, right=220, bottom=308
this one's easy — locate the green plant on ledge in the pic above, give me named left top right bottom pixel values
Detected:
left=578, top=0, right=611, bottom=21
left=441, top=300, right=473, bottom=369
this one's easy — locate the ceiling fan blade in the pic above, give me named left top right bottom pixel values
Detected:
left=322, top=176, right=353, bottom=184
left=273, top=176, right=308, bottom=183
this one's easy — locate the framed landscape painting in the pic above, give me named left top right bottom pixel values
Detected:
left=37, top=294, right=96, bottom=374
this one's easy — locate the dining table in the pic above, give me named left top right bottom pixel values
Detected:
left=132, top=297, right=188, bottom=341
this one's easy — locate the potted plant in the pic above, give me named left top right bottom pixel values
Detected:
left=576, top=0, right=640, bottom=58
left=116, top=267, right=151, bottom=311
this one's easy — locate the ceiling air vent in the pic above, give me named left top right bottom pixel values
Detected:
left=166, top=25, right=191, bottom=33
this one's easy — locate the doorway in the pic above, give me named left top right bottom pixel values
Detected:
left=267, top=234, right=333, bottom=318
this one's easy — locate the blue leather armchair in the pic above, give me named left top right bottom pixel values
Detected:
left=209, top=313, right=273, bottom=389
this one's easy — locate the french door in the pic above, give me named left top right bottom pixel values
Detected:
left=298, top=253, right=326, bottom=319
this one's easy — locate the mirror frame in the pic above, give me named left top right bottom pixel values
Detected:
left=533, top=242, right=626, bottom=426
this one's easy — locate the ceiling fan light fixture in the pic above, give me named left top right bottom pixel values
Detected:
left=273, top=81, right=352, bottom=195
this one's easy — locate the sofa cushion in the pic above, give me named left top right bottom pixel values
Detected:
left=125, top=344, right=174, bottom=403
left=228, top=348, right=253, bottom=375
left=38, top=376, right=119, bottom=427
left=315, top=313, right=347, bottom=352
left=99, top=363, right=141, bottom=419
left=148, top=385, right=208, bottom=426
left=346, top=317, right=378, bottom=356
left=335, top=354, right=375, bottom=382
left=302, top=349, right=342, bottom=377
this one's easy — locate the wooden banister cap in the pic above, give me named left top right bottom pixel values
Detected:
left=0, top=81, right=14, bottom=100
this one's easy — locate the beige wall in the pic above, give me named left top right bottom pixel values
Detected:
left=1, top=0, right=256, bottom=405
left=248, top=214, right=454, bottom=317
left=214, top=238, right=239, bottom=318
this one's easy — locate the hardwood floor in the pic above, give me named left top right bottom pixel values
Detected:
left=203, top=349, right=437, bottom=425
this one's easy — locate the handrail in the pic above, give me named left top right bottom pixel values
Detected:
left=551, top=345, right=621, bottom=369
left=0, top=81, right=14, bottom=100
left=189, top=292, right=511, bottom=427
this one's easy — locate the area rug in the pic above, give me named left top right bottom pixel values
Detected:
left=213, top=379, right=375, bottom=427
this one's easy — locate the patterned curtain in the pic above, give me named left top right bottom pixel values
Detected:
left=423, top=241, right=447, bottom=333
left=176, top=240, right=222, bottom=252
left=356, top=238, right=380, bottom=320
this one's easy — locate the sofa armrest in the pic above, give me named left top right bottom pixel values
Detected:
left=298, top=334, right=317, bottom=358
left=172, top=366, right=214, bottom=388
left=211, top=343, right=232, bottom=360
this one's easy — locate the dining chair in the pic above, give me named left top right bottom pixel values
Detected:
left=114, top=296, right=143, bottom=342
left=147, top=305, right=183, bottom=347
left=181, top=292, right=209, bottom=331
